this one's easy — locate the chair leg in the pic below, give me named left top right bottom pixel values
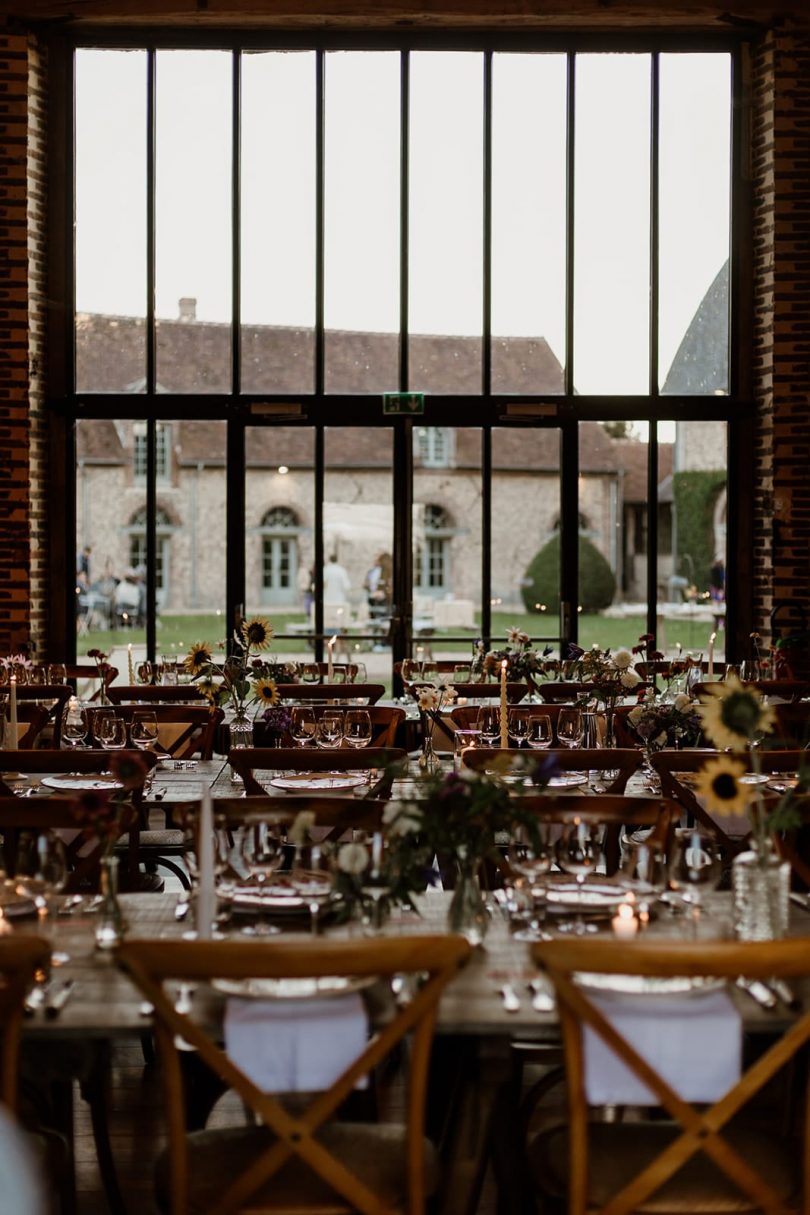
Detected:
left=80, top=1047, right=128, bottom=1215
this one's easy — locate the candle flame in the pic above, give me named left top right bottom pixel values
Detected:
left=328, top=634, right=337, bottom=647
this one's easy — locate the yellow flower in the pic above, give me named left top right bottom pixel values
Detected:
left=697, top=674, right=775, bottom=751
left=241, top=616, right=273, bottom=651
left=183, top=641, right=212, bottom=676
left=693, top=755, right=754, bottom=817
left=197, top=676, right=221, bottom=705
left=252, top=677, right=279, bottom=705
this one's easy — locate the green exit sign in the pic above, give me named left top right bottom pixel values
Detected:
left=382, top=392, right=425, bottom=416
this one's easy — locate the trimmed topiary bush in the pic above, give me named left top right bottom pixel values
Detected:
left=521, top=533, right=616, bottom=615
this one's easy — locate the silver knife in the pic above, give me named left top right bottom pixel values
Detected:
left=499, top=984, right=521, bottom=1013
left=767, top=978, right=800, bottom=1010
left=527, top=979, right=555, bottom=1012
left=735, top=977, right=777, bottom=1009
left=45, top=980, right=76, bottom=1019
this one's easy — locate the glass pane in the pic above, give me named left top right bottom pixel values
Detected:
left=324, top=52, right=399, bottom=393
left=409, top=52, right=483, bottom=393
left=492, top=428, right=559, bottom=648
left=491, top=53, right=567, bottom=393
left=75, top=50, right=147, bottom=393
left=75, top=419, right=146, bottom=674
left=245, top=426, right=315, bottom=663
left=155, top=50, right=232, bottom=393
left=578, top=421, right=642, bottom=650
left=414, top=428, right=482, bottom=661
left=574, top=54, right=651, bottom=395
left=657, top=420, right=727, bottom=662
left=153, top=421, right=227, bottom=662
left=241, top=52, right=316, bottom=394
left=325, top=428, right=394, bottom=682
left=659, top=54, right=731, bottom=394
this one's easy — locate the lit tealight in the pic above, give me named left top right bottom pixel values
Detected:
left=612, top=901, right=638, bottom=940
left=0, top=909, right=11, bottom=936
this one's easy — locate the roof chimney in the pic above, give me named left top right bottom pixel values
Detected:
left=178, top=297, right=197, bottom=322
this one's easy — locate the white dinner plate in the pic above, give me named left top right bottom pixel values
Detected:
left=545, top=882, right=624, bottom=911
left=212, top=975, right=372, bottom=1000
left=739, top=774, right=770, bottom=786
left=547, top=773, right=589, bottom=789
left=767, top=776, right=799, bottom=793
left=269, top=773, right=366, bottom=793
left=41, top=774, right=124, bottom=793
left=575, top=973, right=724, bottom=998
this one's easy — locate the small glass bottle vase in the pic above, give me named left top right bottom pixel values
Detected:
left=419, top=728, right=442, bottom=776
left=732, top=843, right=790, bottom=941
left=95, top=854, right=127, bottom=950
left=447, top=851, right=488, bottom=947
left=230, top=710, right=254, bottom=784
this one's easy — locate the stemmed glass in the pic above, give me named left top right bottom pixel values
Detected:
left=48, top=664, right=67, bottom=685
left=62, top=705, right=88, bottom=748
left=289, top=843, right=333, bottom=935
left=508, top=708, right=529, bottom=748
left=555, top=820, right=602, bottom=934
left=98, top=714, right=128, bottom=750
left=131, top=710, right=159, bottom=752
left=506, top=826, right=554, bottom=940
left=401, top=659, right=419, bottom=684
left=344, top=709, right=372, bottom=748
left=16, top=832, right=70, bottom=965
left=315, top=711, right=344, bottom=749
left=476, top=705, right=501, bottom=747
left=239, top=820, right=284, bottom=936
left=290, top=707, right=317, bottom=747
left=527, top=714, right=553, bottom=749
left=182, top=817, right=233, bottom=936
left=667, top=831, right=721, bottom=931
left=137, top=661, right=155, bottom=685
left=557, top=709, right=584, bottom=749
left=301, top=663, right=320, bottom=684
left=420, top=660, right=438, bottom=685
left=618, top=835, right=667, bottom=919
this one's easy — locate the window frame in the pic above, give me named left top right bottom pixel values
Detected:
left=46, top=30, right=753, bottom=671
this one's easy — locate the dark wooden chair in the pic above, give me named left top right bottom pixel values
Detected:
left=0, top=796, right=137, bottom=893
left=102, top=704, right=224, bottom=760
left=0, top=700, right=50, bottom=749
left=273, top=683, right=386, bottom=706
left=117, top=934, right=471, bottom=1215
left=530, top=936, right=810, bottom=1215
left=0, top=936, right=51, bottom=1109
left=65, top=663, right=119, bottom=702
left=3, top=685, right=73, bottom=747
left=258, top=706, right=405, bottom=750
left=459, top=745, right=645, bottom=794
left=227, top=747, right=408, bottom=798
left=107, top=684, right=207, bottom=704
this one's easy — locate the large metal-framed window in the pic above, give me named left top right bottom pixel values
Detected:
left=49, top=32, right=751, bottom=675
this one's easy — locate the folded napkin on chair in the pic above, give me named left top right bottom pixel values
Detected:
left=224, top=993, right=369, bottom=1093
left=583, top=988, right=742, bottom=1106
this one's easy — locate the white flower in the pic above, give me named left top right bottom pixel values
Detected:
left=439, top=686, right=457, bottom=708
left=288, top=811, right=316, bottom=846
left=337, top=842, right=369, bottom=875
left=507, top=626, right=523, bottom=644
left=382, top=802, right=422, bottom=836
left=417, top=688, right=440, bottom=712
left=628, top=705, right=644, bottom=726
left=653, top=731, right=668, bottom=749
left=674, top=693, right=691, bottom=712
left=620, top=669, right=642, bottom=689
left=612, top=649, right=633, bottom=670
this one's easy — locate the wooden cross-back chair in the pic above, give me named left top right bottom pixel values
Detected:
left=530, top=937, right=810, bottom=1215
left=100, top=704, right=224, bottom=760
left=459, top=746, right=645, bottom=795
left=117, top=935, right=471, bottom=1215
left=274, top=683, right=386, bottom=706
left=228, top=748, right=408, bottom=798
left=0, top=937, right=51, bottom=1111
left=256, top=706, right=404, bottom=750
left=214, top=795, right=387, bottom=844
left=66, top=662, right=118, bottom=701
left=3, top=684, right=73, bottom=746
left=411, top=681, right=528, bottom=704
left=0, top=701, right=50, bottom=749
left=0, top=796, right=137, bottom=893
left=107, top=684, right=207, bottom=704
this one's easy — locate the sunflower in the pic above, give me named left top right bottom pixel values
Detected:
left=697, top=674, right=776, bottom=751
left=241, top=616, right=273, bottom=652
left=183, top=641, right=212, bottom=676
left=197, top=676, right=222, bottom=706
left=693, top=755, right=754, bottom=818
left=252, top=677, right=279, bottom=706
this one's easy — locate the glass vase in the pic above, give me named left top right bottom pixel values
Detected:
left=419, top=730, right=442, bottom=776
left=229, top=709, right=254, bottom=783
left=733, top=845, right=790, bottom=941
left=95, top=854, right=127, bottom=950
left=447, top=852, right=488, bottom=946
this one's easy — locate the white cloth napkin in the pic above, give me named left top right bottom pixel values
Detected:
left=583, top=988, right=741, bottom=1105
left=224, top=993, right=369, bottom=1093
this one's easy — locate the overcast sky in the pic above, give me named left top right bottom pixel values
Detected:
left=75, top=47, right=731, bottom=399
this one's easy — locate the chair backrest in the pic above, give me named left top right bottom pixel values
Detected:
left=117, top=934, right=471, bottom=1215
left=531, top=936, right=810, bottom=1215
left=0, top=701, right=50, bottom=749
left=66, top=663, right=119, bottom=701
left=257, top=706, right=404, bottom=749
left=274, top=683, right=386, bottom=706
left=416, top=681, right=527, bottom=704
left=185, top=795, right=388, bottom=843
left=227, top=747, right=407, bottom=797
left=102, top=704, right=224, bottom=759
left=1, top=685, right=73, bottom=747
left=0, top=937, right=51, bottom=1110
left=0, top=796, right=137, bottom=893
left=537, top=682, right=594, bottom=703
left=107, top=684, right=207, bottom=704
left=459, top=746, right=644, bottom=794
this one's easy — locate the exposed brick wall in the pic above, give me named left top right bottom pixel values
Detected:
left=27, top=32, right=47, bottom=656
left=751, top=22, right=810, bottom=648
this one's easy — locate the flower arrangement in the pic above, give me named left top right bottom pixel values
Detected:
left=416, top=683, right=457, bottom=770
left=626, top=692, right=702, bottom=751
left=183, top=616, right=281, bottom=718
left=70, top=751, right=150, bottom=857
left=260, top=705, right=292, bottom=740
left=567, top=644, right=644, bottom=710
left=471, top=630, right=551, bottom=684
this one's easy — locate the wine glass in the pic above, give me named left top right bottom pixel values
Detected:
left=506, top=826, right=554, bottom=940
left=452, top=663, right=471, bottom=686
left=557, top=708, right=584, bottom=749
left=315, top=710, right=344, bottom=749
left=420, top=660, right=438, bottom=685
left=290, top=707, right=317, bottom=747
left=62, top=705, right=88, bottom=748
left=667, top=830, right=721, bottom=928
left=98, top=714, right=128, bottom=750
left=301, top=663, right=320, bottom=684
left=239, top=820, right=284, bottom=936
left=618, top=835, right=667, bottom=907
left=131, top=710, right=159, bottom=751
left=476, top=705, right=501, bottom=747
left=137, top=661, right=155, bottom=685
left=344, top=709, right=372, bottom=748
left=401, top=659, right=419, bottom=685
left=555, top=820, right=602, bottom=935
left=16, top=832, right=70, bottom=965
left=48, top=664, right=67, bottom=685
left=527, top=714, right=553, bottom=749
left=289, top=844, right=333, bottom=935
left=353, top=663, right=368, bottom=685
left=89, top=708, right=113, bottom=746
left=508, top=708, right=529, bottom=748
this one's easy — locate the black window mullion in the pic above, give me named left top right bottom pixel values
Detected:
left=649, top=52, right=660, bottom=397
left=145, top=418, right=157, bottom=663
left=646, top=421, right=659, bottom=644
left=392, top=419, right=413, bottom=693
left=315, top=50, right=325, bottom=396
left=399, top=49, right=410, bottom=392
left=483, top=50, right=493, bottom=398
left=560, top=420, right=579, bottom=651
left=225, top=417, right=246, bottom=652
left=481, top=426, right=492, bottom=644
left=144, top=48, right=157, bottom=662
left=564, top=51, right=576, bottom=395
left=313, top=426, right=325, bottom=660
left=231, top=50, right=241, bottom=396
